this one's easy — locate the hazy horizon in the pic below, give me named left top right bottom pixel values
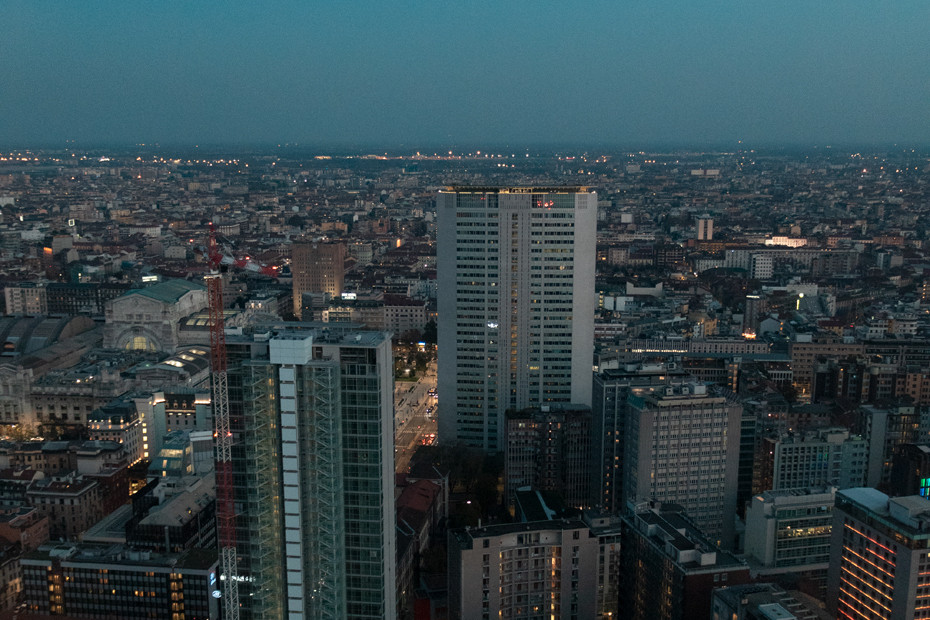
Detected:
left=3, top=2, right=929, bottom=147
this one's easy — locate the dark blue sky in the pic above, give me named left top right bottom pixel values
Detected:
left=2, top=1, right=929, bottom=148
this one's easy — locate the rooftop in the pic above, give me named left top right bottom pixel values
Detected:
left=838, top=487, right=930, bottom=539
left=450, top=518, right=588, bottom=551
left=442, top=185, right=589, bottom=194
left=630, top=505, right=746, bottom=571
left=23, top=542, right=217, bottom=572
left=121, top=279, right=204, bottom=304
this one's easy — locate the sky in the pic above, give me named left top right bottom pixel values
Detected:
left=2, top=1, right=929, bottom=149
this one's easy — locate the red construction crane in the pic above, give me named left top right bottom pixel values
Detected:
left=206, top=229, right=280, bottom=278
left=207, top=223, right=240, bottom=620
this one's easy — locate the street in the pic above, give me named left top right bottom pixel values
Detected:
left=394, top=361, right=438, bottom=474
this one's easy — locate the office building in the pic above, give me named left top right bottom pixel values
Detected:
left=591, top=362, right=687, bottom=514
left=292, top=240, right=346, bottom=318
left=744, top=487, right=835, bottom=590
left=623, top=381, right=742, bottom=545
left=227, top=325, right=395, bottom=619
left=860, top=403, right=930, bottom=488
left=890, top=443, right=930, bottom=498
left=448, top=519, right=599, bottom=620
left=712, top=583, right=833, bottom=620
left=504, top=405, right=592, bottom=509
left=755, top=427, right=868, bottom=492
left=620, top=503, right=750, bottom=620
left=21, top=543, right=219, bottom=619
left=827, top=488, right=930, bottom=619
left=437, top=186, right=597, bottom=452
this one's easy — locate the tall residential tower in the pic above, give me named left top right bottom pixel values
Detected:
left=437, top=186, right=597, bottom=452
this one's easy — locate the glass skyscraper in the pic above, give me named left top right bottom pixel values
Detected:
left=228, top=325, right=395, bottom=620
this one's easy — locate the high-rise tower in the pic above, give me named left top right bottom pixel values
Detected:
left=437, top=186, right=596, bottom=452
left=227, top=325, right=396, bottom=620
left=622, top=381, right=742, bottom=547
left=292, top=240, right=346, bottom=318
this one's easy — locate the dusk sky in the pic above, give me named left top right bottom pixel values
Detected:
left=2, top=2, right=929, bottom=148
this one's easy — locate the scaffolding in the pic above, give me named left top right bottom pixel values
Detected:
left=300, top=361, right=346, bottom=619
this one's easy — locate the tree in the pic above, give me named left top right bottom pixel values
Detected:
left=423, top=320, right=437, bottom=345
left=2, top=424, right=36, bottom=441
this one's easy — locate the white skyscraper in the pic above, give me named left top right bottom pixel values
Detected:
left=437, top=186, right=596, bottom=452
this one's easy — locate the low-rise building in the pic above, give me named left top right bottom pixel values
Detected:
left=620, top=503, right=750, bottom=620
left=0, top=505, right=49, bottom=551
left=744, top=487, right=835, bottom=597
left=26, top=474, right=103, bottom=540
left=448, top=519, right=599, bottom=620
left=712, top=582, right=833, bottom=620
left=21, top=543, right=219, bottom=619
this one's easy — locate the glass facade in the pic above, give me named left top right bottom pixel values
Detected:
left=226, top=328, right=395, bottom=619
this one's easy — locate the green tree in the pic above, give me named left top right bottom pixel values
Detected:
left=423, top=320, right=437, bottom=345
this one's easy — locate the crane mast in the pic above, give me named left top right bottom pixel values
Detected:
left=207, top=224, right=239, bottom=620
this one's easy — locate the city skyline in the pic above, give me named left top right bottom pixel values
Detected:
left=2, top=0, right=930, bottom=611
left=3, top=3, right=930, bottom=147
left=1, top=143, right=929, bottom=618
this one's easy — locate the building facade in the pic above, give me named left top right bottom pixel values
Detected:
left=292, top=240, right=346, bottom=318
left=227, top=326, right=396, bottom=620
left=437, top=186, right=596, bottom=452
left=103, top=279, right=208, bottom=352
left=448, top=519, right=599, bottom=620
left=757, top=427, right=868, bottom=492
left=591, top=362, right=687, bottom=514
left=623, top=381, right=742, bottom=546
left=21, top=543, right=219, bottom=619
left=504, top=405, right=592, bottom=509
left=4, top=282, right=47, bottom=315
left=827, top=488, right=930, bottom=620
left=744, top=487, right=835, bottom=575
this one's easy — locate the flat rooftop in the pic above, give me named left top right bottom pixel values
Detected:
left=442, top=185, right=589, bottom=194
